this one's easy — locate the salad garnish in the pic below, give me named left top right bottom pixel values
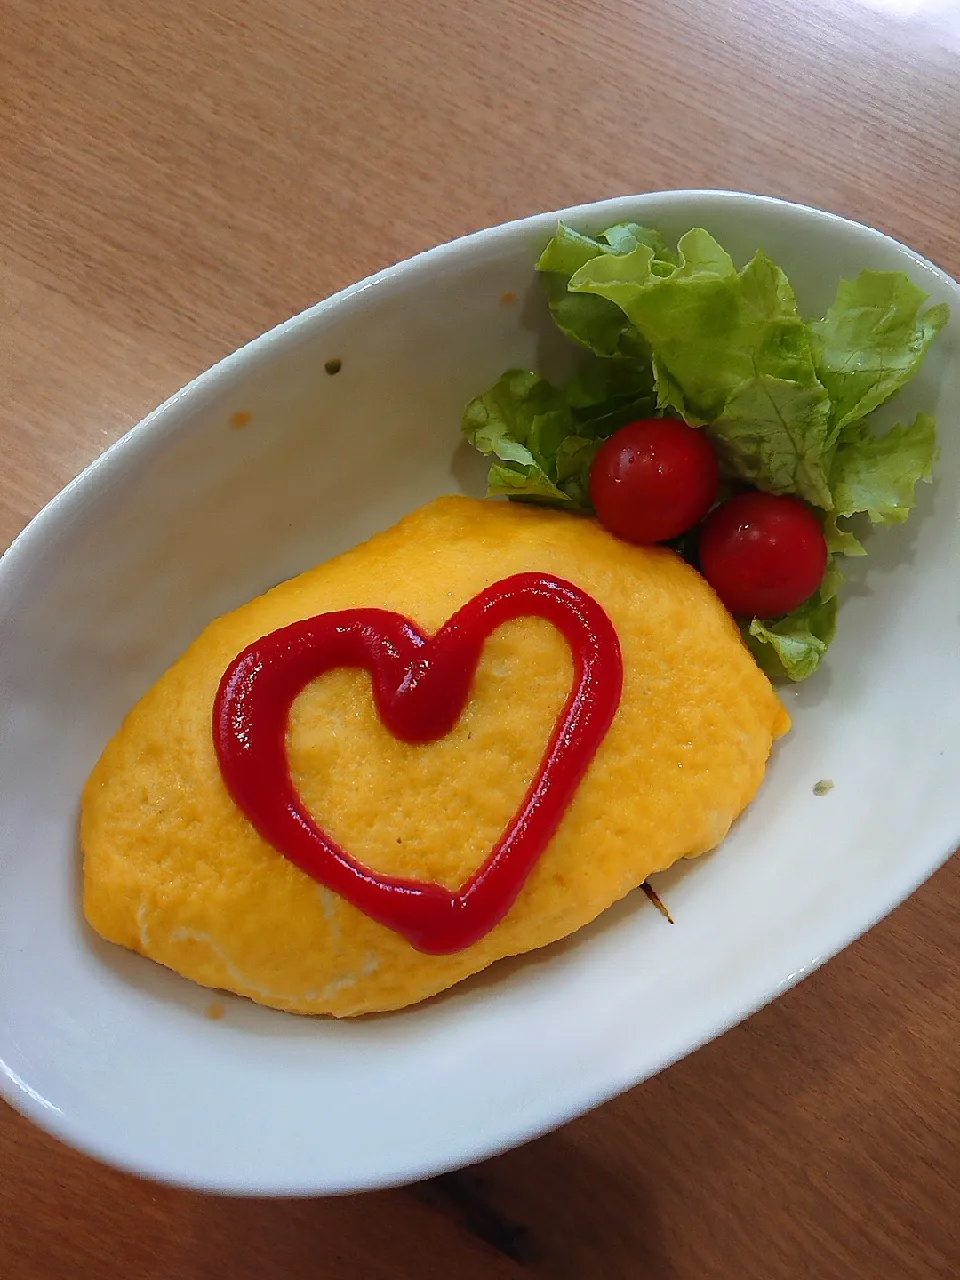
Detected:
left=463, top=222, right=948, bottom=680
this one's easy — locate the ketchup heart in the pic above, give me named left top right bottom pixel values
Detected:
left=213, top=572, right=622, bottom=954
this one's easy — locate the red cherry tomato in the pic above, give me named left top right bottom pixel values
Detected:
left=589, top=418, right=719, bottom=545
left=698, top=491, right=828, bottom=617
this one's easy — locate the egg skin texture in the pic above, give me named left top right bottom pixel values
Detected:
left=82, top=496, right=789, bottom=1016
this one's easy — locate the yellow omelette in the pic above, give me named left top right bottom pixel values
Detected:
left=81, top=496, right=789, bottom=1015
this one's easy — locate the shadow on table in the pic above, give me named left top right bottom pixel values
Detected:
left=412, top=1126, right=682, bottom=1278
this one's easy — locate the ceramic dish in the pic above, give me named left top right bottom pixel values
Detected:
left=1, top=190, right=958, bottom=1193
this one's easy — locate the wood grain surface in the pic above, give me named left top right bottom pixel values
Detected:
left=2, top=0, right=959, bottom=1275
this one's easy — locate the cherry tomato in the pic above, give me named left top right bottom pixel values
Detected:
left=698, top=491, right=828, bottom=617
left=589, top=418, right=719, bottom=545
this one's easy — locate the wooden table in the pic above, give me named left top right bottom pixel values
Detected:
left=2, top=1, right=959, bottom=1275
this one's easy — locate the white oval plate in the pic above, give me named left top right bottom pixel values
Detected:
left=1, top=191, right=958, bottom=1194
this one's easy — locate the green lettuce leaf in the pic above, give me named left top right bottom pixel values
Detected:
left=818, top=556, right=844, bottom=604
left=709, top=375, right=833, bottom=507
left=651, top=352, right=687, bottom=416
left=564, top=356, right=656, bottom=435
left=462, top=369, right=575, bottom=504
left=745, top=590, right=838, bottom=682
left=536, top=222, right=666, bottom=359
left=602, top=222, right=676, bottom=264
left=461, top=359, right=656, bottom=509
left=540, top=275, right=641, bottom=361
left=554, top=437, right=601, bottom=507
left=561, top=243, right=659, bottom=361
left=485, top=458, right=571, bottom=503
left=536, top=223, right=609, bottom=277
left=569, top=233, right=817, bottom=417
left=823, top=511, right=867, bottom=557
left=812, top=271, right=949, bottom=429
left=831, top=411, right=937, bottom=524
left=536, top=221, right=674, bottom=276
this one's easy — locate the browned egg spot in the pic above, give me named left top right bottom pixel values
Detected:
left=499, top=290, right=518, bottom=307
left=230, top=410, right=252, bottom=429
left=205, top=1001, right=226, bottom=1020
